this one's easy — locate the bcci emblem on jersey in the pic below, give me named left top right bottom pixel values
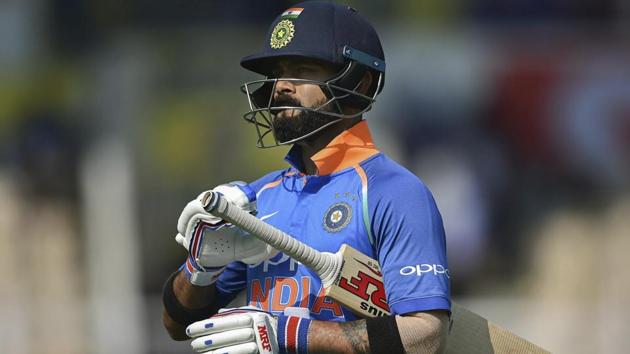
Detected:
left=323, top=202, right=352, bottom=233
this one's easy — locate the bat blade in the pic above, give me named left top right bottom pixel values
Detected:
left=325, top=244, right=391, bottom=318
left=446, top=305, right=550, bottom=354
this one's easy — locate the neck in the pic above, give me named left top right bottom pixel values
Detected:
left=296, top=117, right=362, bottom=175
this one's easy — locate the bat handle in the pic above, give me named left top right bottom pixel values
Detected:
left=204, top=191, right=340, bottom=283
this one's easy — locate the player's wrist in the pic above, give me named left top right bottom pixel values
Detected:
left=162, top=271, right=221, bottom=327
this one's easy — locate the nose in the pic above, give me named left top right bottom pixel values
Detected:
left=273, top=79, right=295, bottom=99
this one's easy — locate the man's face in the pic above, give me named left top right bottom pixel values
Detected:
left=269, top=58, right=341, bottom=143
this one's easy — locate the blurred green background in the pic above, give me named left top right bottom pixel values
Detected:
left=1, top=1, right=629, bottom=353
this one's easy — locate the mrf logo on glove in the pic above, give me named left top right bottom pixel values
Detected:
left=258, top=323, right=273, bottom=352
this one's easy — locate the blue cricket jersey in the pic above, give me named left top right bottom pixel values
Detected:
left=214, top=121, right=451, bottom=321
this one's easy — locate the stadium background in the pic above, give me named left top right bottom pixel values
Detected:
left=0, top=0, right=628, bottom=353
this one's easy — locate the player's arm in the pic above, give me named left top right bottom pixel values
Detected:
left=162, top=271, right=219, bottom=340
left=186, top=307, right=447, bottom=354
left=309, top=311, right=448, bottom=354
left=356, top=166, right=451, bottom=353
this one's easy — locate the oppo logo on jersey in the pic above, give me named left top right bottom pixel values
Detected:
left=250, top=253, right=300, bottom=272
left=400, top=264, right=450, bottom=278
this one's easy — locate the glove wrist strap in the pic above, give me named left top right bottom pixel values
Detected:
left=183, top=258, right=225, bottom=286
left=277, top=316, right=311, bottom=354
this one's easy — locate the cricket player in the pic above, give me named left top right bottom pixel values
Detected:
left=163, top=2, right=451, bottom=353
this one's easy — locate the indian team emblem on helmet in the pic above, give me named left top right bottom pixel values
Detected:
left=323, top=202, right=352, bottom=233
left=270, top=19, right=295, bottom=49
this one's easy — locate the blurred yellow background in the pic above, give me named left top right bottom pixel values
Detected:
left=0, top=1, right=628, bottom=353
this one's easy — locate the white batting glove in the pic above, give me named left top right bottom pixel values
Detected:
left=176, top=182, right=278, bottom=286
left=186, top=306, right=312, bottom=354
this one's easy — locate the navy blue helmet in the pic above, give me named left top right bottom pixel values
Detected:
left=240, top=1, right=386, bottom=148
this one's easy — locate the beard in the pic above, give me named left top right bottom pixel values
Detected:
left=271, top=96, right=338, bottom=144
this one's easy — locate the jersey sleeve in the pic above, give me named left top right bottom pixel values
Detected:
left=365, top=163, right=451, bottom=315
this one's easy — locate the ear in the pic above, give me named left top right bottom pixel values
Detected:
left=357, top=70, right=373, bottom=95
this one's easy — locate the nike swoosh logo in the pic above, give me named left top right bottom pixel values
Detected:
left=259, top=211, right=279, bottom=221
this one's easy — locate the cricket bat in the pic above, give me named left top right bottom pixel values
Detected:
left=202, top=191, right=549, bottom=353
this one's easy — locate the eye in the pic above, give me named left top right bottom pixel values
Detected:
left=295, top=66, right=320, bottom=79
left=297, top=66, right=313, bottom=73
left=298, top=66, right=316, bottom=74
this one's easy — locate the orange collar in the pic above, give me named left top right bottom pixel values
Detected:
left=308, top=120, right=380, bottom=175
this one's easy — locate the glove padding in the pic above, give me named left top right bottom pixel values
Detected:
left=176, top=182, right=278, bottom=269
left=187, top=306, right=312, bottom=354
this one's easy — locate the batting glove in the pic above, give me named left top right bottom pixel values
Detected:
left=186, top=306, right=312, bottom=354
left=176, top=181, right=278, bottom=286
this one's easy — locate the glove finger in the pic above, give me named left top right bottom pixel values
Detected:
left=190, top=328, right=255, bottom=352
left=187, top=314, right=253, bottom=337
left=218, top=307, right=236, bottom=314
left=239, top=245, right=279, bottom=265
left=213, top=183, right=251, bottom=207
left=179, top=200, right=223, bottom=235
left=224, top=305, right=263, bottom=313
left=178, top=200, right=204, bottom=235
left=204, top=342, right=258, bottom=354
left=175, top=233, right=186, bottom=248
left=197, top=213, right=225, bottom=226
left=217, top=307, right=272, bottom=316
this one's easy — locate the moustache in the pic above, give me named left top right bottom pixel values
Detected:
left=271, top=97, right=303, bottom=115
